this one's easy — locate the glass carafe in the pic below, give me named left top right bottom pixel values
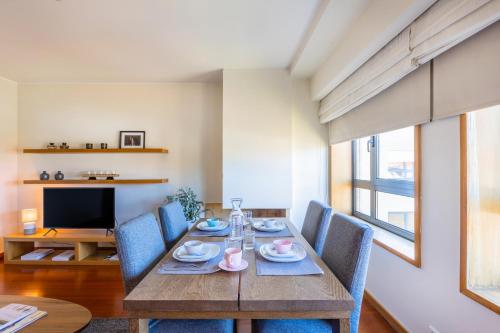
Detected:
left=229, top=198, right=244, bottom=239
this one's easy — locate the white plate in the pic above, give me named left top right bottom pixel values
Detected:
left=196, top=220, right=229, bottom=231
left=262, top=243, right=297, bottom=258
left=173, top=243, right=220, bottom=262
left=252, top=220, right=286, bottom=232
left=259, top=243, right=307, bottom=263
left=218, top=259, right=249, bottom=272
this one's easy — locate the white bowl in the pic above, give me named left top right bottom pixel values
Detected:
left=183, top=240, right=204, bottom=255
left=263, top=219, right=276, bottom=228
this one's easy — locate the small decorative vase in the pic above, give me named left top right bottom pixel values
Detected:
left=54, top=171, right=64, bottom=180
left=39, top=171, right=49, bottom=180
left=85, top=143, right=93, bottom=149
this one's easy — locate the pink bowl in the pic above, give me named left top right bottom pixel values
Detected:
left=273, top=239, right=293, bottom=254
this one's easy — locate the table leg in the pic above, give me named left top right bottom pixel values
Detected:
left=129, top=318, right=148, bottom=333
left=236, top=319, right=251, bottom=333
left=339, top=318, right=350, bottom=333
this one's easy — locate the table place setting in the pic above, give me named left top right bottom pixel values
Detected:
left=188, top=218, right=231, bottom=237
left=158, top=238, right=251, bottom=274
left=250, top=218, right=294, bottom=238
left=158, top=240, right=224, bottom=275
left=255, top=239, right=324, bottom=276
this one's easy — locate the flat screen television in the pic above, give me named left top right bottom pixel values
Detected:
left=43, top=188, right=115, bottom=230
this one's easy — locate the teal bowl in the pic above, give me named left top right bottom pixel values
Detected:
left=206, top=218, right=219, bottom=227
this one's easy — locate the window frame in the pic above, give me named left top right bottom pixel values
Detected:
left=460, top=113, right=500, bottom=314
left=351, top=126, right=421, bottom=267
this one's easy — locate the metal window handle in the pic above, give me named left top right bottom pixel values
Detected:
left=366, top=137, right=375, bottom=152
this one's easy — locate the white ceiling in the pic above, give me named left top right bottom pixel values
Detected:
left=0, top=0, right=377, bottom=83
left=289, top=0, right=370, bottom=77
left=0, top=0, right=326, bottom=82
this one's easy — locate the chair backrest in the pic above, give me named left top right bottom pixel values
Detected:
left=321, top=213, right=373, bottom=333
left=115, top=213, right=166, bottom=295
left=158, top=201, right=189, bottom=250
left=300, top=200, right=333, bottom=255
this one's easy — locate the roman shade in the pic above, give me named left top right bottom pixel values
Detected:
left=320, top=0, right=500, bottom=125
left=433, top=19, right=500, bottom=120
left=329, top=63, right=430, bottom=144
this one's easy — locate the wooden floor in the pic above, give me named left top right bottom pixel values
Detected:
left=0, top=261, right=395, bottom=332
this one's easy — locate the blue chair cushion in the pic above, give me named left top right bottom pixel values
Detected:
left=255, top=213, right=373, bottom=333
left=158, top=201, right=189, bottom=250
left=150, top=319, right=233, bottom=333
left=301, top=200, right=332, bottom=256
left=321, top=213, right=373, bottom=333
left=115, top=213, right=166, bottom=294
left=252, top=319, right=339, bottom=333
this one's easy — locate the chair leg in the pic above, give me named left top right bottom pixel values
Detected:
left=339, top=318, right=350, bottom=333
left=129, top=318, right=149, bottom=333
left=236, top=319, right=251, bottom=333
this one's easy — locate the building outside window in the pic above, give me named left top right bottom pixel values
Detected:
left=352, top=126, right=417, bottom=241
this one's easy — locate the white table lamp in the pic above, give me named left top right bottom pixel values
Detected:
left=21, top=208, right=38, bottom=235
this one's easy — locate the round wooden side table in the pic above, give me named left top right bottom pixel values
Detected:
left=0, top=295, right=91, bottom=333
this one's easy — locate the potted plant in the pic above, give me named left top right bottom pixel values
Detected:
left=167, top=187, right=203, bottom=223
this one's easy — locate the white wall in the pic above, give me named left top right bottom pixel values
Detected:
left=366, top=116, right=499, bottom=333
left=17, top=83, right=222, bottom=225
left=222, top=70, right=292, bottom=209
left=222, top=70, right=329, bottom=220
left=290, top=79, right=329, bottom=229
left=0, top=77, right=18, bottom=250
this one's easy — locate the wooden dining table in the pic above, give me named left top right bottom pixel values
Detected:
left=124, top=219, right=354, bottom=333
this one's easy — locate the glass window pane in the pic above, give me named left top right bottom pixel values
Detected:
left=354, top=136, right=371, bottom=180
left=376, top=192, right=414, bottom=232
left=354, top=188, right=371, bottom=216
left=378, top=127, right=414, bottom=180
left=466, top=108, right=500, bottom=306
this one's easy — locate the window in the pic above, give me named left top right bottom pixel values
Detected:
left=461, top=110, right=500, bottom=313
left=352, top=126, right=421, bottom=266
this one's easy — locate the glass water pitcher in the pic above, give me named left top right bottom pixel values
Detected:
left=229, top=198, right=244, bottom=239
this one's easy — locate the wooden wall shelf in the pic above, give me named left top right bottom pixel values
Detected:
left=23, top=179, right=168, bottom=185
left=23, top=148, right=168, bottom=154
left=4, top=232, right=118, bottom=266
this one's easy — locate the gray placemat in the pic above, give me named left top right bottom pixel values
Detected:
left=157, top=242, right=224, bottom=275
left=188, top=226, right=231, bottom=237
left=255, top=244, right=324, bottom=276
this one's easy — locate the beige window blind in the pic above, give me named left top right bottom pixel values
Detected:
left=434, top=20, right=500, bottom=120
left=329, top=63, right=430, bottom=144
left=320, top=0, right=500, bottom=126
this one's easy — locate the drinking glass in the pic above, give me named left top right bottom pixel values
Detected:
left=225, top=237, right=242, bottom=250
left=243, top=229, right=255, bottom=251
left=244, top=210, right=253, bottom=226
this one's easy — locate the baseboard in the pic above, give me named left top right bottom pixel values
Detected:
left=364, top=291, right=408, bottom=333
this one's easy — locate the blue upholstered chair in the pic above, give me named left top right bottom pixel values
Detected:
left=158, top=201, right=189, bottom=250
left=254, top=213, right=374, bottom=333
left=301, top=200, right=333, bottom=256
left=115, top=213, right=234, bottom=333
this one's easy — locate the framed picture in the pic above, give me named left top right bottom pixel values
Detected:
left=119, top=131, right=146, bottom=149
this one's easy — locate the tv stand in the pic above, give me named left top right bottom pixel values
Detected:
left=4, top=232, right=119, bottom=266
left=43, top=228, right=58, bottom=236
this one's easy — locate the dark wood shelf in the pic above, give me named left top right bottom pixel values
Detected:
left=23, top=179, right=168, bottom=185
left=23, top=148, right=168, bottom=154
